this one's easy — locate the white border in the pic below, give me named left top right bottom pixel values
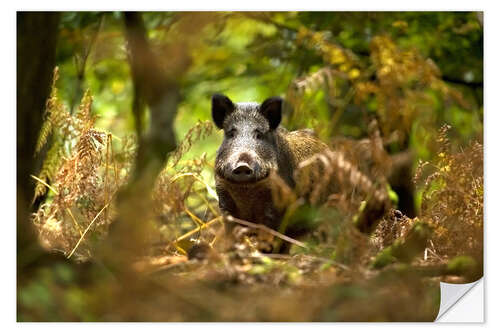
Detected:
left=3, top=0, right=499, bottom=331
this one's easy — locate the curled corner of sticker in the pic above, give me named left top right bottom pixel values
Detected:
left=435, top=278, right=483, bottom=322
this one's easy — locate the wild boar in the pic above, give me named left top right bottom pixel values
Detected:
left=211, top=94, right=389, bottom=241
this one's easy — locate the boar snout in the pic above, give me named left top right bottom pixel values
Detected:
left=231, top=162, right=254, bottom=182
left=227, top=152, right=262, bottom=183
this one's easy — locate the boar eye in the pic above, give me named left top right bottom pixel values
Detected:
left=226, top=128, right=236, bottom=138
left=255, top=130, right=264, bottom=140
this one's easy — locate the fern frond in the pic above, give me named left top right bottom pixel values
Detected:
left=35, top=67, right=61, bottom=155
left=35, top=118, right=53, bottom=156
left=169, top=120, right=214, bottom=167
left=33, top=138, right=64, bottom=202
left=75, top=89, right=95, bottom=134
left=76, top=128, right=106, bottom=163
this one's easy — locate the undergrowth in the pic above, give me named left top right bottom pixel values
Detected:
left=28, top=68, right=483, bottom=321
left=32, top=68, right=219, bottom=260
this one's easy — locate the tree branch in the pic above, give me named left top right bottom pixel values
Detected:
left=441, top=74, right=483, bottom=89
left=123, top=12, right=179, bottom=184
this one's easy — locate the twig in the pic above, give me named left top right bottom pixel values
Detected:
left=110, top=134, right=119, bottom=189
left=67, top=201, right=110, bottom=259
left=226, top=215, right=308, bottom=249
left=170, top=172, right=219, bottom=202
left=184, top=207, right=206, bottom=228
left=104, top=133, right=111, bottom=224
left=195, top=191, right=219, bottom=217
left=426, top=246, right=443, bottom=261
left=66, top=208, right=83, bottom=237
left=30, top=174, right=59, bottom=195
left=301, top=254, right=351, bottom=271
left=184, top=207, right=207, bottom=240
left=169, top=216, right=223, bottom=247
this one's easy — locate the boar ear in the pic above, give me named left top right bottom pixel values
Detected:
left=212, top=94, right=234, bottom=129
left=260, top=97, right=282, bottom=130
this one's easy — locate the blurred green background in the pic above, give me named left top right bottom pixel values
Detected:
left=54, top=11, right=482, bottom=168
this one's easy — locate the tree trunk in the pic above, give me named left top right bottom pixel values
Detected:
left=17, top=12, right=60, bottom=271
left=99, top=12, right=182, bottom=272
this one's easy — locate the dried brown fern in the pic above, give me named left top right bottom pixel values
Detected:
left=168, top=120, right=214, bottom=168
left=415, top=125, right=483, bottom=260
left=154, top=149, right=220, bottom=249
left=33, top=67, right=73, bottom=202
left=294, top=149, right=390, bottom=223
left=287, top=31, right=470, bottom=159
left=32, top=78, right=120, bottom=259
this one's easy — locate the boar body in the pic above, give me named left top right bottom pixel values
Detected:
left=211, top=94, right=389, bottom=239
left=215, top=127, right=329, bottom=232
